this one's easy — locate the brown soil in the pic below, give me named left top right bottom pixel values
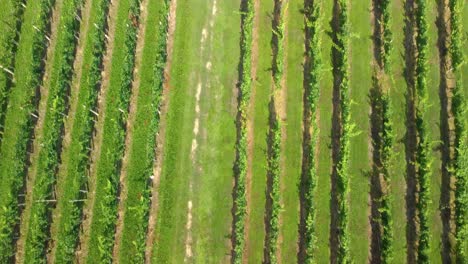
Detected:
left=144, top=0, right=177, bottom=260
left=75, top=0, right=121, bottom=260
left=46, top=0, right=94, bottom=260
left=436, top=0, right=456, bottom=262
left=14, top=0, right=64, bottom=261
left=111, top=0, right=149, bottom=259
left=403, top=0, right=418, bottom=262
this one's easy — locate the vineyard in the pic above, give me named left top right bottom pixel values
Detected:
left=0, top=0, right=466, bottom=263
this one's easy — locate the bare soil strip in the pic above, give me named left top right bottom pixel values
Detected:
left=111, top=0, right=150, bottom=258
left=75, top=0, right=121, bottom=259
left=436, top=0, right=456, bottom=262
left=144, top=0, right=177, bottom=260
left=14, top=0, right=64, bottom=261
left=403, top=0, right=419, bottom=262
left=46, top=0, right=94, bottom=259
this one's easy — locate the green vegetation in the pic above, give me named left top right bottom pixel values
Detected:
left=264, top=103, right=281, bottom=264
left=52, top=0, right=111, bottom=261
left=450, top=0, right=467, bottom=262
left=299, top=0, right=322, bottom=262
left=271, top=0, right=284, bottom=87
left=414, top=0, right=431, bottom=261
left=279, top=0, right=303, bottom=260
left=22, top=0, right=83, bottom=261
left=330, top=0, right=351, bottom=262
left=0, top=0, right=55, bottom=260
left=232, top=0, right=254, bottom=262
left=371, top=0, right=394, bottom=262
left=0, top=0, right=26, bottom=144
left=117, top=0, right=169, bottom=261
left=85, top=0, right=141, bottom=261
left=263, top=1, right=285, bottom=263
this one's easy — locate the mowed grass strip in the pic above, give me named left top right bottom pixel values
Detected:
left=49, top=0, right=111, bottom=261
left=0, top=0, right=26, bottom=144
left=348, top=0, right=372, bottom=262
left=21, top=0, right=83, bottom=260
left=315, top=0, right=333, bottom=261
left=188, top=0, right=239, bottom=261
left=116, top=0, right=167, bottom=261
left=83, top=0, right=142, bottom=261
left=0, top=0, right=55, bottom=260
left=245, top=0, right=272, bottom=262
left=151, top=0, right=207, bottom=261
left=280, top=0, right=303, bottom=261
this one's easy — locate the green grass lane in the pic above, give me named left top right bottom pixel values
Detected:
left=191, top=0, right=239, bottom=262
left=245, top=0, right=273, bottom=262
left=315, top=0, right=332, bottom=261
left=117, top=0, right=165, bottom=261
left=426, top=0, right=443, bottom=260
left=348, top=0, right=372, bottom=262
left=49, top=0, right=111, bottom=261
left=388, top=0, right=409, bottom=262
left=151, top=0, right=207, bottom=262
left=279, top=0, right=303, bottom=261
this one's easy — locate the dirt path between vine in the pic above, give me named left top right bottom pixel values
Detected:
left=111, top=0, right=150, bottom=259
left=14, top=0, right=64, bottom=261
left=75, top=0, right=121, bottom=260
left=46, top=0, right=94, bottom=259
left=144, top=0, right=177, bottom=261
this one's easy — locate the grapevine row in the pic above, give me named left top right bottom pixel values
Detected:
left=370, top=0, right=394, bottom=262
left=414, top=0, right=431, bottom=261
left=450, top=0, right=467, bottom=262
left=298, top=0, right=321, bottom=262
left=52, top=0, right=111, bottom=261
left=117, top=0, right=170, bottom=261
left=22, top=0, right=84, bottom=261
left=232, top=0, right=253, bottom=262
left=263, top=0, right=285, bottom=262
left=271, top=0, right=284, bottom=87
left=85, top=0, right=142, bottom=261
left=330, top=0, right=351, bottom=262
left=0, top=0, right=55, bottom=261
left=264, top=101, right=281, bottom=264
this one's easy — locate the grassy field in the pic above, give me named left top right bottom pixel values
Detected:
left=0, top=0, right=466, bottom=262
left=280, top=0, right=303, bottom=261
left=152, top=0, right=239, bottom=262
